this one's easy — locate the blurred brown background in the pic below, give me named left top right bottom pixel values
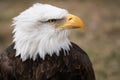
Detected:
left=0, top=0, right=120, bottom=80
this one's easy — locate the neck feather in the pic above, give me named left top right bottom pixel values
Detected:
left=13, top=29, right=71, bottom=61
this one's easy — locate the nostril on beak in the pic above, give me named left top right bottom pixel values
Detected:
left=68, top=17, right=72, bottom=21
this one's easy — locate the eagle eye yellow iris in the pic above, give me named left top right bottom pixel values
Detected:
left=48, top=19, right=57, bottom=23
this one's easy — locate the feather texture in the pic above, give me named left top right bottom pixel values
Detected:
left=12, top=3, right=70, bottom=61
left=0, top=42, right=95, bottom=80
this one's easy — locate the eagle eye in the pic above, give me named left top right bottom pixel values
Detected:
left=48, top=19, right=57, bottom=23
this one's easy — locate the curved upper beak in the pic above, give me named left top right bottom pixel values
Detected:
left=56, top=14, right=84, bottom=31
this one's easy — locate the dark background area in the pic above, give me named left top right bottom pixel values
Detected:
left=0, top=0, right=120, bottom=80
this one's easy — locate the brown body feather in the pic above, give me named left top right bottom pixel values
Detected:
left=0, top=42, right=95, bottom=80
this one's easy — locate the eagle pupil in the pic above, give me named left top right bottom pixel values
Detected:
left=48, top=19, right=56, bottom=23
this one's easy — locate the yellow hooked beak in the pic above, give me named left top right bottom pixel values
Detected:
left=57, top=14, right=84, bottom=31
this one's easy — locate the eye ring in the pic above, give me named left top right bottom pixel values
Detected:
left=48, top=19, right=57, bottom=23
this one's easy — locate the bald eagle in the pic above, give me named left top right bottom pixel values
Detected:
left=0, top=3, right=95, bottom=80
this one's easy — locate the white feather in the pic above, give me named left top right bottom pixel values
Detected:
left=12, top=3, right=71, bottom=61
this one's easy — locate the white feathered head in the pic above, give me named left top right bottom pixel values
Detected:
left=12, top=3, right=84, bottom=61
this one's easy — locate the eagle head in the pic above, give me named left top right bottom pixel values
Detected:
left=12, top=3, right=84, bottom=61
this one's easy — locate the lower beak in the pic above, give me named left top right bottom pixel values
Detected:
left=56, top=14, right=84, bottom=31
